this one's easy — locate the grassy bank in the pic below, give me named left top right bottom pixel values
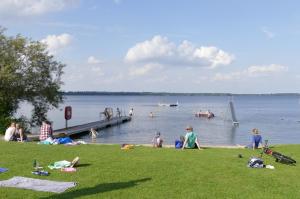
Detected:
left=0, top=141, right=299, bottom=198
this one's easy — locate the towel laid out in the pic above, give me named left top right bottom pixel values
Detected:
left=48, top=160, right=71, bottom=170
left=0, top=176, right=76, bottom=193
left=0, top=168, right=8, bottom=173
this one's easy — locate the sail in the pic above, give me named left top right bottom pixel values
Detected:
left=229, top=101, right=238, bottom=123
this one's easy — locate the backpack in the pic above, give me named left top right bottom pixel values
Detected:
left=248, top=157, right=264, bottom=168
left=175, top=140, right=183, bottom=149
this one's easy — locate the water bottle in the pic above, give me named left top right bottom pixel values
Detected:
left=33, top=159, right=37, bottom=169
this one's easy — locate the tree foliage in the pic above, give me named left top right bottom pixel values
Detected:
left=0, top=28, right=64, bottom=132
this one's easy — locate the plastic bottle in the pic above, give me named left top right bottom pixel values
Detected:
left=33, top=160, right=37, bottom=169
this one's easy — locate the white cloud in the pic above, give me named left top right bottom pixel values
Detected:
left=246, top=64, right=288, bottom=76
left=91, top=66, right=104, bottom=76
left=38, top=22, right=99, bottom=31
left=261, top=27, right=275, bottom=39
left=129, top=63, right=162, bottom=76
left=40, top=33, right=72, bottom=55
left=212, top=64, right=288, bottom=81
left=102, top=73, right=124, bottom=84
left=0, top=0, right=78, bottom=17
left=145, top=75, right=168, bottom=83
left=87, top=56, right=102, bottom=64
left=125, top=35, right=234, bottom=68
left=212, top=72, right=242, bottom=81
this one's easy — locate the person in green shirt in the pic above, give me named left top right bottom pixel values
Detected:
left=182, top=125, right=201, bottom=150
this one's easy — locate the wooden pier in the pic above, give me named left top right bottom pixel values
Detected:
left=27, top=116, right=131, bottom=141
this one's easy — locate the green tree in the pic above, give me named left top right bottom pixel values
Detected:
left=0, top=28, right=64, bottom=132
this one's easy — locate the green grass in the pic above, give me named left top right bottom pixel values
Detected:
left=0, top=142, right=300, bottom=199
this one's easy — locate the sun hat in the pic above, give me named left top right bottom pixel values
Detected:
left=186, top=125, right=193, bottom=131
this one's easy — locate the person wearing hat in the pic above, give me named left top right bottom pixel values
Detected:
left=182, top=125, right=201, bottom=150
left=251, top=128, right=263, bottom=150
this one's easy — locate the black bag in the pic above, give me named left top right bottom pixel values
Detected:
left=248, top=157, right=264, bottom=168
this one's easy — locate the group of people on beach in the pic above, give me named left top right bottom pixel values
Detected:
left=152, top=125, right=263, bottom=150
left=4, top=108, right=264, bottom=150
left=152, top=125, right=201, bottom=150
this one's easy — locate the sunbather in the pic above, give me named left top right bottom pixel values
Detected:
left=182, top=125, right=201, bottom=150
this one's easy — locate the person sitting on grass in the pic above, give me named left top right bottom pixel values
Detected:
left=182, top=125, right=201, bottom=150
left=39, top=120, right=53, bottom=141
left=152, top=131, right=163, bottom=148
left=15, top=123, right=27, bottom=142
left=4, top=122, right=16, bottom=141
left=250, top=128, right=263, bottom=150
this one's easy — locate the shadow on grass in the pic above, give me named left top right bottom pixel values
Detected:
left=42, top=177, right=151, bottom=199
left=76, top=163, right=91, bottom=167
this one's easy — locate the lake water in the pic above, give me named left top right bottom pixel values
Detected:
left=18, top=95, right=300, bottom=146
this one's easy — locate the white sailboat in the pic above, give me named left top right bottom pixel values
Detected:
left=158, top=101, right=179, bottom=107
left=229, top=100, right=239, bottom=125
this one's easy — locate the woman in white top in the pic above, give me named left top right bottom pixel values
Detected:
left=4, top=123, right=16, bottom=141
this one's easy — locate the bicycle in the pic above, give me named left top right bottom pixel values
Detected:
left=261, top=140, right=296, bottom=165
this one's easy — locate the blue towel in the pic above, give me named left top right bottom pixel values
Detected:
left=0, top=168, right=8, bottom=173
left=57, top=137, right=73, bottom=144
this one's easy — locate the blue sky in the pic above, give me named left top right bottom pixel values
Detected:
left=1, top=0, right=300, bottom=93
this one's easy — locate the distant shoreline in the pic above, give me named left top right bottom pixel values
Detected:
left=62, top=91, right=300, bottom=96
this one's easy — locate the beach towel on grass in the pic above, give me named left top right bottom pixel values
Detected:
left=0, top=168, right=8, bottom=173
left=0, top=176, right=76, bottom=193
left=48, top=160, right=71, bottom=170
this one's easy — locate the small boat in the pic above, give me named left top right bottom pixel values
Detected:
left=195, top=111, right=215, bottom=119
left=158, top=101, right=178, bottom=107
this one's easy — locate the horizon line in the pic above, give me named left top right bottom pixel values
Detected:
left=61, top=91, right=300, bottom=96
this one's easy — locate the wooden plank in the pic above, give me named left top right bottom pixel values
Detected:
left=27, top=116, right=131, bottom=141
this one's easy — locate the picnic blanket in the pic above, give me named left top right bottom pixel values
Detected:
left=0, top=176, right=76, bottom=193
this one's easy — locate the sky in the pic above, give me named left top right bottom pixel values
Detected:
left=1, top=0, right=300, bottom=93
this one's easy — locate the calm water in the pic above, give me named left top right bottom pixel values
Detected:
left=18, top=95, right=300, bottom=145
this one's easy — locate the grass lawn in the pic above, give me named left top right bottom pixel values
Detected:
left=0, top=141, right=300, bottom=199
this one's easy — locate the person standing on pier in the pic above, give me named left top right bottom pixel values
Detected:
left=116, top=108, right=121, bottom=117
left=39, top=121, right=53, bottom=141
left=129, top=108, right=134, bottom=116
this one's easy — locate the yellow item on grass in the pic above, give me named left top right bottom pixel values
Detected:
left=121, top=144, right=134, bottom=150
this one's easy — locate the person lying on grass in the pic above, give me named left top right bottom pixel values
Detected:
left=182, top=125, right=202, bottom=150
